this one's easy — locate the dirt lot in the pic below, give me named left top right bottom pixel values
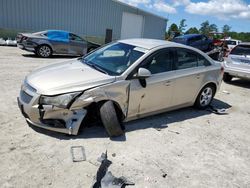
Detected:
left=0, top=46, right=249, bottom=188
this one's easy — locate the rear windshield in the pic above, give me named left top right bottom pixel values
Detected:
left=230, top=45, right=250, bottom=55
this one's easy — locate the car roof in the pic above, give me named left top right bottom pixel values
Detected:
left=118, top=38, right=187, bottom=50
left=175, top=34, right=202, bottom=39
left=46, top=30, right=70, bottom=34
left=238, top=42, right=250, bottom=45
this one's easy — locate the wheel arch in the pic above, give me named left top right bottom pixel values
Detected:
left=194, top=81, right=217, bottom=103
left=36, top=43, right=53, bottom=53
left=97, top=100, right=125, bottom=121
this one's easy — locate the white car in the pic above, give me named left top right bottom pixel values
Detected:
left=223, top=38, right=241, bottom=51
left=223, top=43, right=250, bottom=82
left=6, top=38, right=17, bottom=46
left=0, top=38, right=6, bottom=46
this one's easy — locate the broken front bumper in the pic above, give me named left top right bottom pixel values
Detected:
left=18, top=86, right=87, bottom=135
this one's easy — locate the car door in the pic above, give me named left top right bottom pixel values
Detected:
left=127, top=48, right=176, bottom=119
left=47, top=31, right=69, bottom=54
left=69, top=33, right=87, bottom=55
left=171, top=47, right=208, bottom=106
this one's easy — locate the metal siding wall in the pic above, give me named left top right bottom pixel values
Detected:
left=0, top=0, right=166, bottom=39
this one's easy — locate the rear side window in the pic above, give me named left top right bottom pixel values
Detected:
left=69, top=33, right=83, bottom=42
left=47, top=31, right=69, bottom=42
left=176, top=49, right=197, bottom=69
left=230, top=45, right=250, bottom=55
left=198, top=55, right=211, bottom=66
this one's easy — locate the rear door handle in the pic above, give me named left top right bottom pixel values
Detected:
left=196, top=74, right=201, bottom=79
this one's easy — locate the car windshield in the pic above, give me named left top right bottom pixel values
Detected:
left=81, top=42, right=145, bottom=76
left=231, top=45, right=250, bottom=56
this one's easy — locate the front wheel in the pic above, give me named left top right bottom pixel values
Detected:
left=99, top=101, right=124, bottom=137
left=195, top=85, right=215, bottom=109
left=36, top=45, right=52, bottom=58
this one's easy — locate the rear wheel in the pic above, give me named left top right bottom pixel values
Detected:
left=195, top=84, right=215, bottom=109
left=99, top=101, right=124, bottom=137
left=36, top=45, right=52, bottom=58
left=223, top=73, right=233, bottom=82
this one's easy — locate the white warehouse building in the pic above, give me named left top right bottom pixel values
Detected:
left=0, top=0, right=167, bottom=40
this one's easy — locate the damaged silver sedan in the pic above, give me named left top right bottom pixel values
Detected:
left=18, top=39, right=223, bottom=136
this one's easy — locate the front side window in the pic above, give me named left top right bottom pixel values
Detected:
left=82, top=42, right=145, bottom=75
left=142, top=50, right=174, bottom=74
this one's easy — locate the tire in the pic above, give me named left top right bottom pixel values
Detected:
left=99, top=101, right=124, bottom=137
left=36, top=45, right=52, bottom=58
left=195, top=84, right=215, bottom=109
left=223, top=73, right=233, bottom=82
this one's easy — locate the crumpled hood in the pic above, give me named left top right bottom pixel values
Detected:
left=26, top=59, right=116, bottom=95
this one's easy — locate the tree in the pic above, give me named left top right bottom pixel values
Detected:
left=178, top=19, right=187, bottom=34
left=222, top=25, right=231, bottom=34
left=168, top=23, right=179, bottom=32
left=185, top=27, right=199, bottom=34
left=199, top=21, right=210, bottom=34
left=199, top=21, right=218, bottom=35
left=209, top=24, right=218, bottom=32
left=167, top=23, right=180, bottom=39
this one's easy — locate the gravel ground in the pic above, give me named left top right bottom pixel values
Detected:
left=0, top=46, right=249, bottom=188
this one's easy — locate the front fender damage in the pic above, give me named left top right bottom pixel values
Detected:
left=72, top=81, right=130, bottom=117
left=40, top=81, right=130, bottom=135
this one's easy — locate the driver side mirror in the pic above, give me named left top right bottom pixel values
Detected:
left=134, top=68, right=151, bottom=79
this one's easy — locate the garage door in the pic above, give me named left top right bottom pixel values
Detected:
left=121, top=12, right=144, bottom=39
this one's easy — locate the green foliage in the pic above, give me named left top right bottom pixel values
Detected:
left=170, top=20, right=250, bottom=42
left=178, top=19, right=187, bottom=34
left=185, top=27, right=199, bottom=34
left=166, top=23, right=180, bottom=40
left=228, top=32, right=250, bottom=42
left=199, top=21, right=210, bottom=34
left=222, top=25, right=231, bottom=34
left=199, top=21, right=218, bottom=35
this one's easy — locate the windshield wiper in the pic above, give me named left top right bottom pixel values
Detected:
left=83, top=59, right=108, bottom=75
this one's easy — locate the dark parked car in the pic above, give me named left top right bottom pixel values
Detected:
left=16, top=30, right=90, bottom=57
left=173, top=34, right=213, bottom=52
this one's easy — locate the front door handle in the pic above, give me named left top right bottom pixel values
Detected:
left=196, top=74, right=201, bottom=79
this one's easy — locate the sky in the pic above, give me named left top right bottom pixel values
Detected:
left=117, top=0, right=250, bottom=32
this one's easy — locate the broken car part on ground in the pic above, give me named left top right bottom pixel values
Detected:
left=92, top=151, right=134, bottom=188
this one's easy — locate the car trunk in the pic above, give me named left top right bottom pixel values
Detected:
left=227, top=44, right=250, bottom=70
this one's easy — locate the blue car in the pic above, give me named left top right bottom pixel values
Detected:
left=173, top=34, right=213, bottom=52
left=16, top=30, right=89, bottom=57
